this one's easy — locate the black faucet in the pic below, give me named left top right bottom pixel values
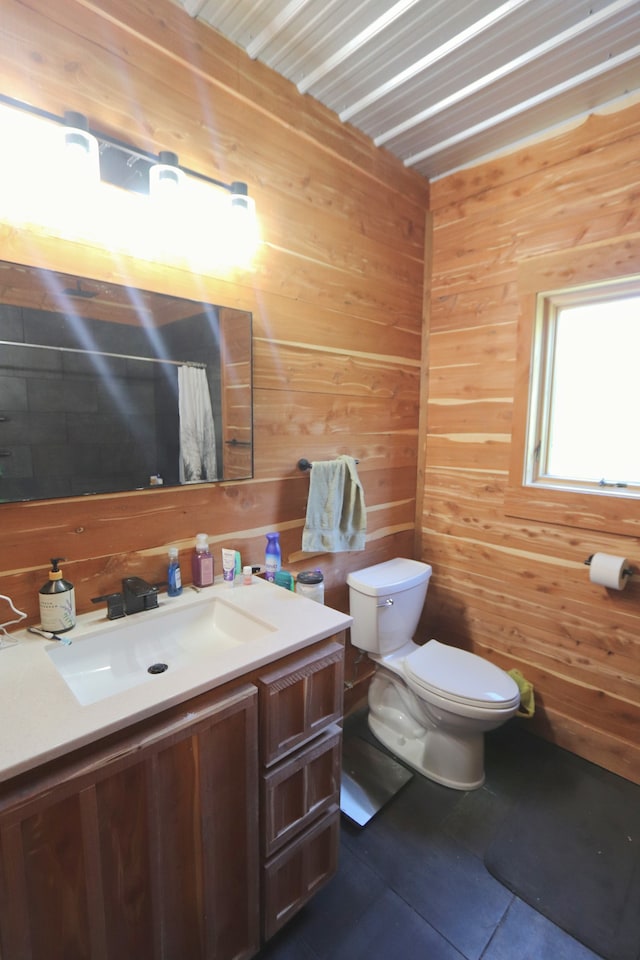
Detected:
left=121, top=577, right=159, bottom=615
left=91, top=577, right=159, bottom=620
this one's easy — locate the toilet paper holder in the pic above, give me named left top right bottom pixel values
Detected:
left=584, top=555, right=633, bottom=579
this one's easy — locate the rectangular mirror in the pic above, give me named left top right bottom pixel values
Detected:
left=0, top=261, right=252, bottom=503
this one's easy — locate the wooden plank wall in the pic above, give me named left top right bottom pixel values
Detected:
left=0, top=0, right=428, bottom=701
left=424, top=103, right=640, bottom=784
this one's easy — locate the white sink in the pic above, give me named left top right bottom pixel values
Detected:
left=46, top=597, right=276, bottom=706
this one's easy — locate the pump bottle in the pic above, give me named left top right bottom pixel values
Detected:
left=192, top=534, right=214, bottom=587
left=39, top=558, right=76, bottom=632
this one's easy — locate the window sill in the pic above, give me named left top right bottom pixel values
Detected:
left=504, top=482, right=640, bottom=538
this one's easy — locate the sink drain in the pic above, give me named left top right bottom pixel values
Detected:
left=148, top=662, right=169, bottom=675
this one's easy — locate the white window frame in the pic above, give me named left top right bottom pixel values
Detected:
left=524, top=277, right=640, bottom=499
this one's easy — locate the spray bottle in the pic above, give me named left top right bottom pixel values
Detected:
left=265, top=532, right=281, bottom=582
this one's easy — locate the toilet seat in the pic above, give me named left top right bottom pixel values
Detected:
left=404, top=639, right=520, bottom=710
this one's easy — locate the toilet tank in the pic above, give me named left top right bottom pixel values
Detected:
left=347, top=558, right=432, bottom=655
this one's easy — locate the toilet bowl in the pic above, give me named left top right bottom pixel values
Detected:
left=347, top=558, right=520, bottom=790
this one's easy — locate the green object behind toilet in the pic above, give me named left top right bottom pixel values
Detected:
left=508, top=668, right=535, bottom=718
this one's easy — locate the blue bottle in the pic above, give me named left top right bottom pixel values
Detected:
left=265, top=533, right=281, bottom=582
left=167, top=546, right=183, bottom=597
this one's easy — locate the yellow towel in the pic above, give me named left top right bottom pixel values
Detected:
left=302, top=455, right=366, bottom=552
left=508, top=669, right=535, bottom=719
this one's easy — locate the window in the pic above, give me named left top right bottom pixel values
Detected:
left=506, top=249, right=640, bottom=538
left=526, top=279, right=640, bottom=497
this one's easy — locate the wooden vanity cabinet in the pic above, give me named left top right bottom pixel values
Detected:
left=257, top=640, right=344, bottom=940
left=0, top=634, right=346, bottom=959
left=0, top=683, right=260, bottom=960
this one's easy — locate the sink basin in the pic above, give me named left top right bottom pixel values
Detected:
left=46, top=597, right=276, bottom=706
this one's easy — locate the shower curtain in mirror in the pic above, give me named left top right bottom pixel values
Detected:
left=178, top=365, right=217, bottom=482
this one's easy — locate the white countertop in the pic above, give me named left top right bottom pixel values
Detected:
left=0, top=577, right=352, bottom=783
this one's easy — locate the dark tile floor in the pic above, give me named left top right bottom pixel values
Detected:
left=255, top=711, right=616, bottom=960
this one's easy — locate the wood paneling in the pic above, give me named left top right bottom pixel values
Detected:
left=6, top=0, right=636, bottom=791
left=424, top=101, right=640, bottom=784
left=0, top=0, right=427, bottom=711
left=219, top=307, right=253, bottom=480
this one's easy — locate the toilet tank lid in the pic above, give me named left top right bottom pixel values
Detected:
left=347, top=557, right=432, bottom=596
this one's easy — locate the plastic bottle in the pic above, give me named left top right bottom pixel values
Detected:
left=167, top=547, right=183, bottom=597
left=265, top=532, right=281, bottom=582
left=39, top=557, right=76, bottom=632
left=192, top=533, right=214, bottom=587
left=274, top=570, right=294, bottom=590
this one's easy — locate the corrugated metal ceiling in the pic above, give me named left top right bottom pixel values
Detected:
left=174, top=0, right=640, bottom=180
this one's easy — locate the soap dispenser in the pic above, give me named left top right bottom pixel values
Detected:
left=192, top=533, right=214, bottom=587
left=39, top=558, right=76, bottom=633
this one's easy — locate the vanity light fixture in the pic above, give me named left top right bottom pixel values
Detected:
left=0, top=94, right=260, bottom=266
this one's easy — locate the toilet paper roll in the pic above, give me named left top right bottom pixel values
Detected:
left=588, top=552, right=629, bottom=590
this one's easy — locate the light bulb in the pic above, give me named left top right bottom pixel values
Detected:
left=149, top=150, right=184, bottom=199
left=62, top=111, right=100, bottom=185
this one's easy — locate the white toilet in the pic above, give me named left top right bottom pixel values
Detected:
left=347, top=557, right=520, bottom=790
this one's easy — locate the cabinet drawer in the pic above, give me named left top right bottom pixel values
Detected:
left=258, top=641, right=344, bottom=767
left=262, top=804, right=340, bottom=940
left=262, top=725, right=341, bottom=858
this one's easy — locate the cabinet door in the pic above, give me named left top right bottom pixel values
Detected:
left=0, top=684, right=259, bottom=960
left=262, top=725, right=341, bottom=858
left=258, top=641, right=344, bottom=767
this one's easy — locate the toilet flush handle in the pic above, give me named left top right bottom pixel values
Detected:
left=377, top=598, right=394, bottom=608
